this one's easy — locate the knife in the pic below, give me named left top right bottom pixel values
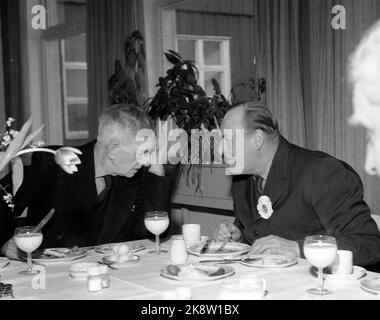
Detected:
left=199, top=239, right=212, bottom=254
left=198, top=257, right=261, bottom=264
left=32, top=209, right=55, bottom=232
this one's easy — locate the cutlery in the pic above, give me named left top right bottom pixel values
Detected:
left=98, top=261, right=118, bottom=270
left=198, top=257, right=261, bottom=264
left=32, top=209, right=55, bottom=232
left=215, top=237, right=231, bottom=253
left=200, top=239, right=212, bottom=254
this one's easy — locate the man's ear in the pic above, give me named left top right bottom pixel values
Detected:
left=107, top=139, right=121, bottom=160
left=253, top=129, right=265, bottom=150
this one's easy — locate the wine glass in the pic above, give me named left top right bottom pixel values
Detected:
left=144, top=211, right=169, bottom=255
left=14, top=226, right=43, bottom=275
left=304, top=235, right=337, bottom=296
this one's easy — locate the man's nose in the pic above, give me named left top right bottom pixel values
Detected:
left=365, top=144, right=378, bottom=176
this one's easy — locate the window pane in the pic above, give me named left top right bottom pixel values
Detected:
left=204, top=41, right=221, bottom=65
left=67, top=103, right=88, bottom=132
left=204, top=71, right=223, bottom=96
left=66, top=70, right=87, bottom=97
left=47, top=0, right=86, bottom=27
left=178, top=39, right=196, bottom=61
left=64, top=34, right=86, bottom=62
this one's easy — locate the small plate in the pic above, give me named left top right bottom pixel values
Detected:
left=360, top=277, right=380, bottom=294
left=160, top=264, right=235, bottom=281
left=241, top=255, right=298, bottom=268
left=0, top=257, right=9, bottom=269
left=95, top=242, right=145, bottom=254
left=188, top=241, right=250, bottom=257
left=102, top=254, right=140, bottom=267
left=30, top=248, right=87, bottom=264
left=311, top=266, right=367, bottom=281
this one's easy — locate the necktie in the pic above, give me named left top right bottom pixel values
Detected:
left=98, top=175, right=113, bottom=202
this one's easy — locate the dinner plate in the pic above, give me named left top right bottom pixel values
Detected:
left=0, top=257, right=9, bottom=269
left=311, top=266, right=366, bottom=281
left=102, top=254, right=140, bottom=267
left=160, top=264, right=235, bottom=281
left=30, top=248, right=87, bottom=264
left=360, top=277, right=380, bottom=294
left=187, top=241, right=250, bottom=257
left=95, top=242, right=145, bottom=254
left=240, top=255, right=298, bottom=268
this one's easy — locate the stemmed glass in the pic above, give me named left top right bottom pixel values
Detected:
left=304, top=235, right=337, bottom=296
left=144, top=211, right=169, bottom=255
left=14, top=226, right=43, bottom=275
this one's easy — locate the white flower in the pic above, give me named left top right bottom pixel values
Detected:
left=54, top=147, right=82, bottom=174
left=257, top=195, right=274, bottom=220
left=6, top=118, right=15, bottom=127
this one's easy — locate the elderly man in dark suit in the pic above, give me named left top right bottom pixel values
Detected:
left=1, top=104, right=174, bottom=256
left=214, top=103, right=380, bottom=267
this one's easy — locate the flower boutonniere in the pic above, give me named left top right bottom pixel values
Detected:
left=257, top=195, right=274, bottom=220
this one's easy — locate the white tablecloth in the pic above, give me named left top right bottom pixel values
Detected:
left=1, top=239, right=379, bottom=300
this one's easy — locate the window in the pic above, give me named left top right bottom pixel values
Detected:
left=177, top=35, right=231, bottom=97
left=61, top=33, right=88, bottom=140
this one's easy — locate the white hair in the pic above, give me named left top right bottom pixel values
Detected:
left=97, top=104, right=152, bottom=145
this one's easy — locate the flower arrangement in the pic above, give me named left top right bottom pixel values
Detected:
left=0, top=117, right=82, bottom=209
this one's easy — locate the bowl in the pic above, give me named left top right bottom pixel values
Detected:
left=69, top=262, right=99, bottom=279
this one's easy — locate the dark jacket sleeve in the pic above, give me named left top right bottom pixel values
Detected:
left=130, top=169, right=174, bottom=239
left=310, top=157, right=380, bottom=266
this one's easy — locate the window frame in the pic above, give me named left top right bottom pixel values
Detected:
left=176, top=34, right=231, bottom=97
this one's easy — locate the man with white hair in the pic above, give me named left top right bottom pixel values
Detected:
left=1, top=104, right=173, bottom=256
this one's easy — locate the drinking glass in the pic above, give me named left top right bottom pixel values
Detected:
left=144, top=211, right=169, bottom=254
left=304, top=235, right=337, bottom=296
left=14, top=226, right=43, bottom=275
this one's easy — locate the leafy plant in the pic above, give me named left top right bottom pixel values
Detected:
left=147, top=50, right=234, bottom=194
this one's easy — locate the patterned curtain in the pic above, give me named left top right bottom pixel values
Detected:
left=86, top=0, right=140, bottom=138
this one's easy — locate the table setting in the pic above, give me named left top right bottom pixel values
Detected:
left=1, top=211, right=380, bottom=300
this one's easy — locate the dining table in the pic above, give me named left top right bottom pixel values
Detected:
left=0, top=238, right=379, bottom=300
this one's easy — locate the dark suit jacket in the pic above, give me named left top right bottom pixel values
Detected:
left=2, top=141, right=173, bottom=248
left=232, top=136, right=380, bottom=267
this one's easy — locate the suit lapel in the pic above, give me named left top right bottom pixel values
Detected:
left=96, top=173, right=141, bottom=244
left=262, top=136, right=290, bottom=209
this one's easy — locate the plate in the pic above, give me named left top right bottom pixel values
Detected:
left=30, top=248, right=87, bottom=263
left=240, top=255, right=298, bottom=268
left=360, top=277, right=380, bottom=294
left=102, top=254, right=140, bottom=267
left=188, top=241, right=250, bottom=257
left=95, top=242, right=145, bottom=254
left=0, top=257, right=9, bottom=269
left=160, top=264, right=235, bottom=281
left=311, top=266, right=366, bottom=281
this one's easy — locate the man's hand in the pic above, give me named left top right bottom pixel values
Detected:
left=1, top=238, right=19, bottom=259
left=214, top=222, right=242, bottom=242
left=249, top=235, right=300, bottom=257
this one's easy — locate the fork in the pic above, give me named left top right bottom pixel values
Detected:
left=216, top=237, right=231, bottom=253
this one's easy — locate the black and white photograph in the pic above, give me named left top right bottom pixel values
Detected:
left=1, top=0, right=380, bottom=306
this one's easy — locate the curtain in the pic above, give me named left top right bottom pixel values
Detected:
left=86, top=0, right=139, bottom=138
left=0, top=0, right=23, bottom=124
left=253, top=0, right=306, bottom=147
left=0, top=13, right=6, bottom=126
left=301, top=0, right=380, bottom=212
left=252, top=0, right=380, bottom=211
